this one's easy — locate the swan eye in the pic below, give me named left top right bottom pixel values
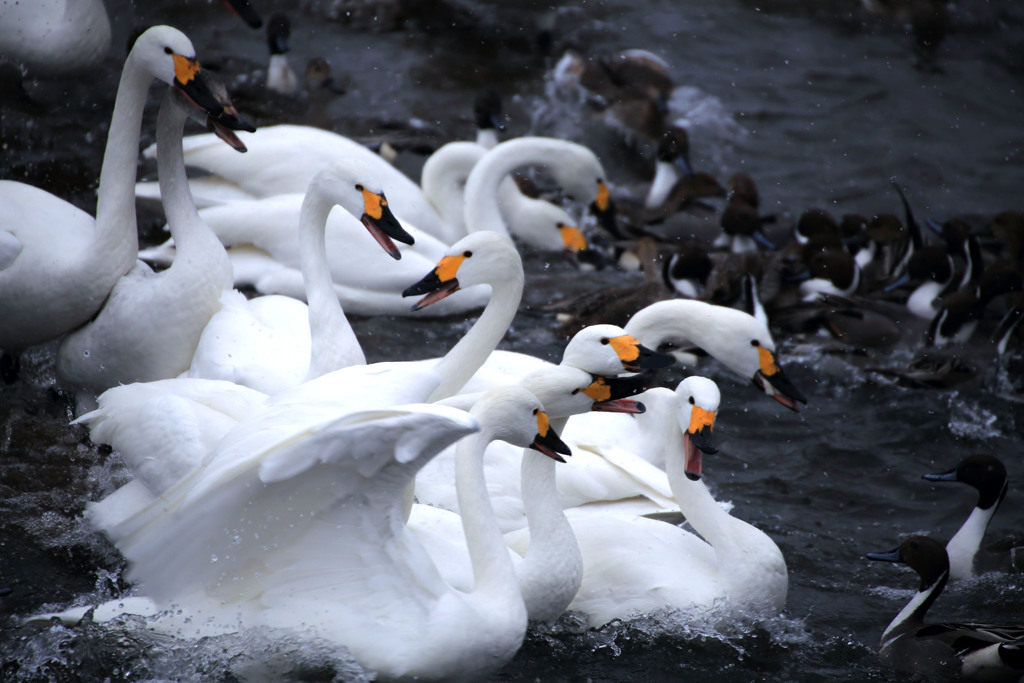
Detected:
left=556, top=222, right=565, bottom=228
left=354, top=184, right=364, bottom=191
left=532, top=408, right=539, bottom=415
left=600, top=338, right=610, bottom=345
left=164, top=47, right=173, bottom=55
left=463, top=250, right=473, bottom=258
left=688, top=396, right=695, bottom=405
left=750, top=340, right=760, bottom=347
left=571, top=388, right=580, bottom=395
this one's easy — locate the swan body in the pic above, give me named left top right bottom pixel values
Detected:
left=78, top=231, right=526, bottom=506
left=137, top=124, right=451, bottom=238
left=57, top=87, right=237, bottom=401
left=187, top=159, right=416, bottom=393
left=563, top=377, right=788, bottom=628
left=0, top=26, right=222, bottom=355
left=0, top=0, right=111, bottom=75
left=90, top=387, right=568, bottom=680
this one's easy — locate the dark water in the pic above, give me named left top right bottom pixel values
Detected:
left=2, top=0, right=1024, bottom=681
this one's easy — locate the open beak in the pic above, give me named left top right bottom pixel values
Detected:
left=683, top=405, right=717, bottom=481
left=359, top=187, right=414, bottom=259
left=403, top=253, right=465, bottom=311
left=530, top=409, right=571, bottom=462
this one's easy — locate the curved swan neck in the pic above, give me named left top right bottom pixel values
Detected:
left=664, top=426, right=737, bottom=555
left=427, top=256, right=524, bottom=402
left=455, top=430, right=522, bottom=599
left=625, top=299, right=718, bottom=349
left=300, top=189, right=365, bottom=379
left=156, top=94, right=230, bottom=276
left=92, top=51, right=151, bottom=272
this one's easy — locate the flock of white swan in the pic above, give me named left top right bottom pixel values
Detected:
left=3, top=24, right=811, bottom=681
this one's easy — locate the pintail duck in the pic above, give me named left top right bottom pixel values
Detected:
left=867, top=535, right=1024, bottom=681
left=923, top=454, right=1023, bottom=579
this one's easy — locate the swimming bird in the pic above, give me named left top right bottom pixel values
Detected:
left=0, top=26, right=232, bottom=377
left=96, top=387, right=566, bottom=681
left=866, top=535, right=1024, bottom=680
left=186, top=159, right=416, bottom=394
left=923, top=454, right=1022, bottom=579
left=56, top=80, right=253, bottom=405
left=555, top=377, right=788, bottom=628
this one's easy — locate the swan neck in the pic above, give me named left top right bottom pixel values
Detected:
left=664, top=426, right=734, bottom=552
left=300, top=191, right=365, bottom=379
left=519, top=416, right=579, bottom=569
left=465, top=142, right=560, bottom=238
left=427, top=261, right=524, bottom=402
left=455, top=431, right=522, bottom=599
left=93, top=54, right=151, bottom=270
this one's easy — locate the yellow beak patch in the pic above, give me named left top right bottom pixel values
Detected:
left=536, top=409, right=551, bottom=437
left=172, top=54, right=201, bottom=85
left=559, top=224, right=588, bottom=252
left=608, top=334, right=641, bottom=364
left=594, top=180, right=610, bottom=212
left=688, top=405, right=716, bottom=435
left=435, top=254, right=466, bottom=283
left=757, top=346, right=781, bottom=377
left=581, top=378, right=612, bottom=403
left=361, top=187, right=387, bottom=220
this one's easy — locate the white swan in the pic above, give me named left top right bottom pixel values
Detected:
left=0, top=26, right=226, bottom=360
left=136, top=138, right=592, bottom=313
left=186, top=159, right=417, bottom=393
left=0, top=0, right=110, bottom=75
left=56, top=84, right=246, bottom=402
left=92, top=387, right=566, bottom=680
left=622, top=298, right=808, bottom=411
left=556, top=377, right=788, bottom=628
left=136, top=123, right=452, bottom=238
left=411, top=355, right=650, bottom=622
left=75, top=231, right=525, bottom=506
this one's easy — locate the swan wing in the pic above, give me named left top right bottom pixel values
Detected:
left=108, top=404, right=478, bottom=602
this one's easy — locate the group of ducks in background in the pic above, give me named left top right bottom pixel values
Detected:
left=1, top=2, right=1023, bottom=681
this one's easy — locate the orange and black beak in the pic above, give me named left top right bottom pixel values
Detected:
left=605, top=334, right=675, bottom=372
left=750, top=343, right=807, bottom=412
left=171, top=55, right=256, bottom=144
left=358, top=186, right=414, bottom=259
left=530, top=409, right=572, bottom=462
left=403, top=253, right=465, bottom=311
left=220, top=0, right=263, bottom=28
left=581, top=374, right=649, bottom=414
left=683, top=404, right=717, bottom=481
left=558, top=222, right=588, bottom=254
left=589, top=179, right=621, bottom=238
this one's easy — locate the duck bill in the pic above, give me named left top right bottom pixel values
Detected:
left=592, top=398, right=646, bottom=414
left=220, top=0, right=263, bottom=28
left=530, top=410, right=571, bottom=462
left=751, top=346, right=807, bottom=411
left=865, top=547, right=902, bottom=564
left=921, top=468, right=958, bottom=483
left=360, top=189, right=414, bottom=259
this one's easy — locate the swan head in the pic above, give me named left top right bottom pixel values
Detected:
left=474, top=386, right=571, bottom=462
left=563, top=324, right=674, bottom=375
left=403, top=232, right=521, bottom=311
left=674, top=376, right=720, bottom=481
left=748, top=338, right=807, bottom=412
left=129, top=27, right=238, bottom=133
left=519, top=365, right=647, bottom=420
left=309, top=160, right=415, bottom=259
